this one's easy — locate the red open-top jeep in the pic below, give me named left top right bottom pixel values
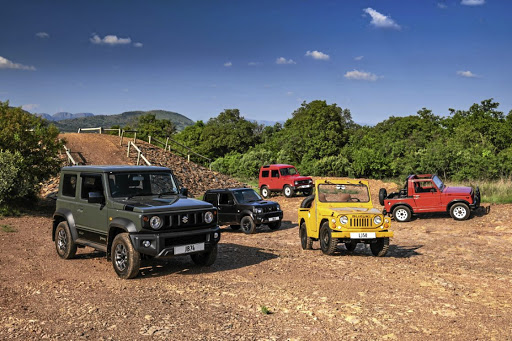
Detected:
left=379, top=174, right=480, bottom=222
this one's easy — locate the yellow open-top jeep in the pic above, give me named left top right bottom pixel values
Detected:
left=298, top=179, right=393, bottom=256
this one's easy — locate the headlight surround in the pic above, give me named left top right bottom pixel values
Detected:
left=374, top=216, right=382, bottom=225
left=276, top=204, right=280, bottom=211
left=339, top=216, right=348, bottom=225
left=149, top=216, right=162, bottom=230
left=254, top=208, right=263, bottom=214
left=205, top=211, right=214, bottom=224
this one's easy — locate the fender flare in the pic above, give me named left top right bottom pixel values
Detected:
left=239, top=210, right=254, bottom=222
left=52, top=208, right=78, bottom=242
left=446, top=200, right=471, bottom=212
left=390, top=203, right=414, bottom=215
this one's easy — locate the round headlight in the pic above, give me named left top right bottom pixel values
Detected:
left=254, top=208, right=263, bottom=214
left=205, top=211, right=214, bottom=224
left=339, top=216, right=348, bottom=225
left=150, top=216, right=162, bottom=230
left=374, top=216, right=382, bottom=225
left=276, top=204, right=280, bottom=211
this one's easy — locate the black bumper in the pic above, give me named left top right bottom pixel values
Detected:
left=130, top=226, right=221, bottom=258
left=292, top=184, right=313, bottom=191
left=254, top=211, right=283, bottom=224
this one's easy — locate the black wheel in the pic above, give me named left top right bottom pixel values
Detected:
left=299, top=222, right=313, bottom=250
left=230, top=225, right=241, bottom=230
left=240, top=216, right=256, bottom=234
left=191, top=245, right=218, bottom=266
left=379, top=188, right=387, bottom=206
left=319, top=222, right=337, bottom=255
left=55, top=221, right=77, bottom=259
left=345, top=241, right=357, bottom=252
left=450, top=203, right=470, bottom=221
left=302, top=188, right=312, bottom=196
left=260, top=186, right=270, bottom=199
left=268, top=220, right=281, bottom=230
left=370, top=238, right=390, bottom=257
left=111, top=233, right=140, bottom=279
left=392, top=205, right=411, bottom=222
left=283, top=185, right=294, bottom=198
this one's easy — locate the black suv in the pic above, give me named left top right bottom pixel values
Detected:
left=53, top=165, right=220, bottom=279
left=203, top=188, right=283, bottom=234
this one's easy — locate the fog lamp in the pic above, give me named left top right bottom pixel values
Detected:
left=142, top=240, right=151, bottom=248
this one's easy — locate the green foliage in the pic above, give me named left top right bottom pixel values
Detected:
left=1, top=224, right=16, bottom=232
left=136, top=113, right=176, bottom=140
left=0, top=101, right=63, bottom=205
left=260, top=305, right=271, bottom=315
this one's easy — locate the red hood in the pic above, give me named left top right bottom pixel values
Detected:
left=443, top=186, right=472, bottom=195
left=284, top=175, right=312, bottom=181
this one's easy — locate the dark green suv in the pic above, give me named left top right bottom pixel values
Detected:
left=52, top=165, right=220, bottom=279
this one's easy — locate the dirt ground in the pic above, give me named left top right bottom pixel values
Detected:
left=1, top=192, right=511, bottom=340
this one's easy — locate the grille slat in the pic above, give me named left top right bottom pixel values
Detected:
left=349, top=217, right=372, bottom=228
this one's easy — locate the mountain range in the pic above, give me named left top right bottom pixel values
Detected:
left=36, top=112, right=95, bottom=121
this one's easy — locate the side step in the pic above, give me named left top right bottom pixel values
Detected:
left=75, top=238, right=108, bottom=253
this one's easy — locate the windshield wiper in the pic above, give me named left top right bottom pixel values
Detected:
left=126, top=192, right=155, bottom=199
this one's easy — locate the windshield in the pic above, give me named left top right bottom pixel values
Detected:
left=280, top=167, right=297, bottom=176
left=432, top=175, right=445, bottom=192
left=233, top=189, right=262, bottom=203
left=108, top=172, right=179, bottom=198
left=318, top=183, right=370, bottom=203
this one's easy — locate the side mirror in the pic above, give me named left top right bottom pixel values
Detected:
left=88, top=191, right=105, bottom=204
left=180, top=187, right=188, bottom=197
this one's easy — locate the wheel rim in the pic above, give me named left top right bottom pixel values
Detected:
left=262, top=188, right=268, bottom=197
left=57, top=229, right=67, bottom=251
left=453, top=206, right=467, bottom=219
left=114, top=243, right=128, bottom=271
left=285, top=187, right=291, bottom=196
left=320, top=229, right=329, bottom=248
left=242, top=220, right=250, bottom=232
left=395, top=209, right=408, bottom=221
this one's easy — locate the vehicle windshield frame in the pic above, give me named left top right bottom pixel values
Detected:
left=108, top=171, right=180, bottom=198
left=232, top=189, right=262, bottom=203
left=317, top=183, right=370, bottom=203
left=432, top=175, right=445, bottom=192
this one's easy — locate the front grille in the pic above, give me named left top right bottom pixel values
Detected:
left=162, top=210, right=215, bottom=229
left=350, top=216, right=372, bottom=228
left=263, top=206, right=278, bottom=213
left=164, top=234, right=207, bottom=248
left=296, top=180, right=310, bottom=186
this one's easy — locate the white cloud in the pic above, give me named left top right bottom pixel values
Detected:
left=90, top=34, right=131, bottom=45
left=276, top=57, right=296, bottom=65
left=363, top=8, right=401, bottom=30
left=22, top=104, right=39, bottom=111
left=133, top=42, right=143, bottom=48
left=224, top=61, right=232, bottom=67
left=305, top=50, right=330, bottom=60
left=354, top=55, right=364, bottom=61
left=36, top=32, right=49, bottom=39
left=286, top=91, right=294, bottom=96
left=457, top=70, right=478, bottom=78
left=437, top=3, right=448, bottom=9
left=344, top=69, right=379, bottom=81
left=0, top=56, right=36, bottom=71
left=461, top=0, right=485, bottom=5
left=248, top=61, right=261, bottom=66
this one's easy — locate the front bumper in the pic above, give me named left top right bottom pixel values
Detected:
left=129, top=226, right=221, bottom=258
left=292, top=184, right=313, bottom=190
left=254, top=211, right=283, bottom=224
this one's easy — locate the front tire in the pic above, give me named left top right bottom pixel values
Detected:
left=283, top=185, right=294, bottom=198
left=319, top=222, right=338, bottom=255
left=240, top=216, right=256, bottom=234
left=267, top=220, right=281, bottom=230
left=260, top=186, right=270, bottom=199
left=370, top=238, right=390, bottom=257
left=191, top=245, right=218, bottom=266
left=55, top=221, right=77, bottom=259
left=299, top=222, right=313, bottom=250
left=393, top=205, right=411, bottom=222
left=450, top=203, right=470, bottom=221
left=112, top=233, right=140, bottom=279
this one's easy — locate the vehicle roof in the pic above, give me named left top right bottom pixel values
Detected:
left=61, top=165, right=171, bottom=173
left=261, top=164, right=294, bottom=169
left=205, top=187, right=253, bottom=193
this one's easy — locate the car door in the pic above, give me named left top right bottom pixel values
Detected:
left=75, top=173, right=109, bottom=245
left=412, top=180, right=442, bottom=212
left=270, top=169, right=280, bottom=190
left=217, top=192, right=237, bottom=224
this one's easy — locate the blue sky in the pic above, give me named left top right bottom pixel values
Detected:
left=1, top=0, right=511, bottom=124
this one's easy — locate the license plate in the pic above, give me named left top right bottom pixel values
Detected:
left=350, top=232, right=376, bottom=239
left=268, top=216, right=279, bottom=222
left=174, top=243, right=205, bottom=255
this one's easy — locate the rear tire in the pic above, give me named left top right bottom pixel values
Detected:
left=268, top=220, right=281, bottom=230
left=370, top=238, right=389, bottom=257
left=191, top=245, right=218, bottom=266
left=450, top=203, right=470, bottom=221
left=319, top=222, right=337, bottom=255
left=283, top=185, right=294, bottom=198
left=240, top=216, right=256, bottom=234
left=55, top=221, right=77, bottom=259
left=392, top=205, right=411, bottom=222
left=299, top=222, right=313, bottom=250
left=260, top=186, right=270, bottom=199
left=112, top=233, right=140, bottom=279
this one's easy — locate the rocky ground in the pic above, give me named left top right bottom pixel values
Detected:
left=1, top=192, right=511, bottom=340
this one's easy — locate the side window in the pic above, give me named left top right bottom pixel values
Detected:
left=81, top=175, right=104, bottom=199
left=261, top=170, right=269, bottom=178
left=271, top=170, right=279, bottom=178
left=218, top=192, right=233, bottom=205
left=204, top=193, right=218, bottom=206
left=62, top=174, right=77, bottom=197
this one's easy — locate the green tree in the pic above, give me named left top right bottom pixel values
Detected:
left=136, top=113, right=176, bottom=140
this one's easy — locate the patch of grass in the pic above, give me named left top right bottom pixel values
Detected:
left=1, top=224, right=16, bottom=233
left=260, top=305, right=271, bottom=315
left=0, top=205, right=21, bottom=217
left=452, top=178, right=512, bottom=204
left=233, top=176, right=258, bottom=189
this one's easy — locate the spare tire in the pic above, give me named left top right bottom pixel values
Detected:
left=300, top=195, right=315, bottom=208
left=379, top=188, right=387, bottom=206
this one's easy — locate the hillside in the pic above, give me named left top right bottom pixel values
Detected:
left=54, top=110, right=194, bottom=132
